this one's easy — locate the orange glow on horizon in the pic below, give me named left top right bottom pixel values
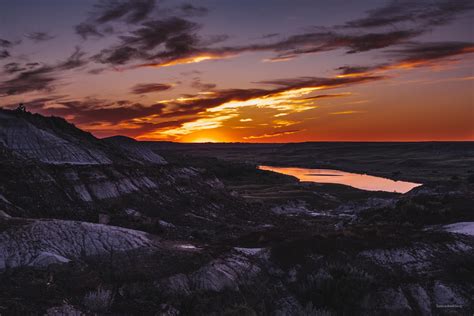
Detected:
left=190, top=137, right=219, bottom=143
left=71, top=47, right=474, bottom=143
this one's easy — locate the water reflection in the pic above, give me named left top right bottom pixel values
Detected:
left=259, top=166, right=421, bottom=193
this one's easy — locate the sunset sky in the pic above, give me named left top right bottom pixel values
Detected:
left=1, top=0, right=473, bottom=142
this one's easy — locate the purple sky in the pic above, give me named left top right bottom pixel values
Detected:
left=1, top=0, right=473, bottom=142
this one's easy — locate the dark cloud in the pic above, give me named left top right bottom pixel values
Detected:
left=303, top=93, right=351, bottom=100
left=261, top=33, right=280, bottom=39
left=26, top=62, right=41, bottom=67
left=135, top=28, right=420, bottom=68
left=18, top=96, right=196, bottom=138
left=0, top=39, right=13, bottom=48
left=71, top=102, right=163, bottom=125
left=3, top=62, right=41, bottom=74
left=93, top=17, right=200, bottom=65
left=113, top=118, right=196, bottom=138
left=93, top=46, right=142, bottom=65
left=75, top=0, right=157, bottom=39
left=94, top=0, right=156, bottom=24
left=257, top=29, right=421, bottom=60
left=342, top=0, right=474, bottom=29
left=102, top=117, right=196, bottom=138
left=190, top=78, right=216, bottom=91
left=0, top=66, right=58, bottom=96
left=25, top=32, right=55, bottom=42
left=154, top=32, right=200, bottom=58
left=336, top=42, right=474, bottom=76
left=121, top=17, right=198, bottom=50
left=179, top=3, right=208, bottom=17
left=4, top=95, right=69, bottom=111
left=152, top=1, right=469, bottom=64
left=75, top=23, right=104, bottom=39
left=336, top=66, right=373, bottom=76
left=84, top=1, right=428, bottom=68
left=0, top=38, right=19, bottom=59
left=151, top=118, right=194, bottom=129
left=0, top=50, right=10, bottom=59
left=199, top=34, right=230, bottom=46
left=258, top=76, right=384, bottom=89
left=88, top=67, right=107, bottom=75
left=57, top=47, right=89, bottom=70
left=0, top=48, right=89, bottom=96
left=386, top=42, right=474, bottom=63
left=155, top=75, right=385, bottom=120
left=131, top=83, right=173, bottom=94
left=37, top=98, right=165, bottom=125
left=128, top=118, right=197, bottom=137
left=135, top=75, right=384, bottom=135
left=3, top=63, right=24, bottom=74
left=164, top=88, right=269, bottom=117
left=344, top=30, right=422, bottom=54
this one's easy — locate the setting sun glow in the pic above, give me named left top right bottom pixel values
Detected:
left=190, top=137, right=219, bottom=143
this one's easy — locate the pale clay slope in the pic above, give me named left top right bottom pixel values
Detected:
left=104, top=136, right=167, bottom=165
left=158, top=249, right=264, bottom=295
left=117, top=142, right=167, bottom=165
left=73, top=174, right=158, bottom=201
left=155, top=241, right=473, bottom=315
left=0, top=112, right=111, bottom=164
left=0, top=219, right=155, bottom=270
left=443, top=221, right=474, bottom=236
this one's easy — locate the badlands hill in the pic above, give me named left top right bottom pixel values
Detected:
left=0, top=109, right=473, bottom=315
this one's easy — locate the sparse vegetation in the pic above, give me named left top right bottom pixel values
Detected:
left=83, top=286, right=115, bottom=312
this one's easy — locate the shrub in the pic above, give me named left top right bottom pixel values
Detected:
left=300, top=303, right=334, bottom=316
left=223, top=304, right=258, bottom=316
left=83, top=286, right=115, bottom=312
left=295, top=261, right=374, bottom=313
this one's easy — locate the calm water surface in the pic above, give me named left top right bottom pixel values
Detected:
left=259, top=166, right=422, bottom=193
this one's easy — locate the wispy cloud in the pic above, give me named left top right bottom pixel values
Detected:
left=75, top=0, right=158, bottom=39
left=0, top=38, right=21, bottom=60
left=272, top=119, right=298, bottom=127
left=341, top=0, right=473, bottom=29
left=329, top=110, right=366, bottom=115
left=0, top=50, right=10, bottom=59
left=243, top=129, right=302, bottom=140
left=92, top=17, right=200, bottom=65
left=190, top=77, right=216, bottom=91
left=0, top=39, right=15, bottom=48
left=94, top=0, right=156, bottom=24
left=25, top=32, right=55, bottom=42
left=0, top=47, right=88, bottom=96
left=302, top=93, right=352, bottom=100
left=139, top=74, right=383, bottom=139
left=178, top=3, right=208, bottom=17
left=131, top=83, right=173, bottom=94
left=336, top=42, right=474, bottom=77
left=157, top=114, right=237, bottom=137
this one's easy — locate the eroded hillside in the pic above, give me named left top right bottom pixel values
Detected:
left=0, top=109, right=473, bottom=315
